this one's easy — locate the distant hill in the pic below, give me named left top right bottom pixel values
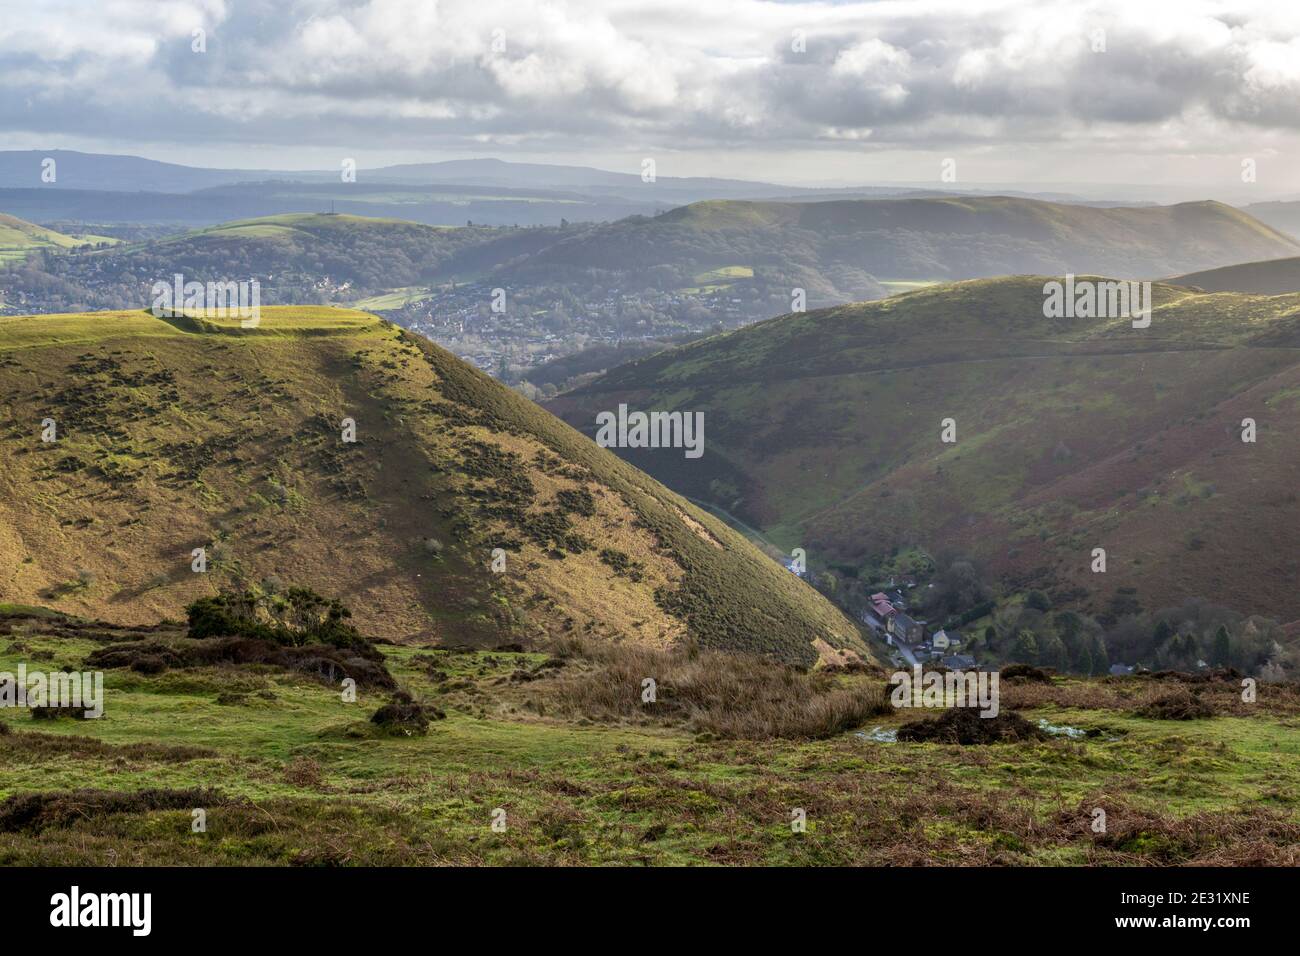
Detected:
left=0, top=213, right=514, bottom=312
left=0, top=150, right=319, bottom=193
left=1168, top=256, right=1300, bottom=294
left=0, top=306, right=864, bottom=666
left=1241, top=201, right=1300, bottom=241
left=0, top=149, right=800, bottom=197
left=503, top=196, right=1300, bottom=302
left=547, top=277, right=1300, bottom=623
left=0, top=212, right=100, bottom=263
left=0, top=182, right=658, bottom=229
left=0, top=151, right=819, bottom=225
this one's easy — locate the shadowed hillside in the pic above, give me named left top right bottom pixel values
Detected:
left=1168, top=256, right=1300, bottom=294
left=0, top=306, right=864, bottom=666
left=548, top=277, right=1300, bottom=623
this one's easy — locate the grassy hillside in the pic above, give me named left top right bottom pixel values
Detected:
left=548, top=277, right=1300, bottom=624
left=1169, top=256, right=1300, bottom=294
left=0, top=213, right=99, bottom=264
left=0, top=306, right=863, bottom=666
left=1, top=609, right=1296, bottom=865
left=511, top=197, right=1300, bottom=298
left=0, top=212, right=518, bottom=313
left=145, top=212, right=490, bottom=288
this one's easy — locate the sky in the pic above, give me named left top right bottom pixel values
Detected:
left=2, top=0, right=1299, bottom=199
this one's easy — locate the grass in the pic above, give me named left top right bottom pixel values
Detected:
left=0, top=213, right=96, bottom=263
left=1, top=615, right=1296, bottom=865
left=879, top=279, right=941, bottom=295
left=353, top=287, right=435, bottom=311
left=680, top=265, right=753, bottom=294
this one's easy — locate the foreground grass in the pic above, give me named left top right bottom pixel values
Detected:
left=1, top=628, right=1297, bottom=866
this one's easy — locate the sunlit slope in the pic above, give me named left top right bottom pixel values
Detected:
left=548, top=278, right=1300, bottom=621
left=0, top=212, right=93, bottom=263
left=0, top=306, right=865, bottom=665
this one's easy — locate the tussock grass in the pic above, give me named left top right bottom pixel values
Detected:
left=1001, top=671, right=1300, bottom=718
left=537, top=636, right=889, bottom=739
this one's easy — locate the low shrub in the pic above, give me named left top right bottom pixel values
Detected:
left=1134, top=689, right=1216, bottom=720
left=896, top=708, right=1048, bottom=744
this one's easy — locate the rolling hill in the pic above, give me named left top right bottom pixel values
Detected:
left=547, top=277, right=1300, bottom=624
left=508, top=197, right=1300, bottom=302
left=0, top=213, right=519, bottom=313
left=0, top=306, right=864, bottom=666
left=1168, top=256, right=1300, bottom=294
left=1241, top=201, right=1300, bottom=242
left=0, top=213, right=103, bottom=264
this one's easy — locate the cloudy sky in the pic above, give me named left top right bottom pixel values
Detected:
left=2, top=0, right=1299, bottom=196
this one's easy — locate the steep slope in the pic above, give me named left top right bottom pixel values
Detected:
left=508, top=197, right=1300, bottom=299
left=548, top=278, right=1300, bottom=622
left=1168, top=256, right=1300, bottom=294
left=0, top=307, right=865, bottom=666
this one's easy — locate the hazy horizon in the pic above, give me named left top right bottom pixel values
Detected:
left=4, top=1, right=1300, bottom=203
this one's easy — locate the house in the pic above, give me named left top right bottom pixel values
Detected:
left=941, top=654, right=977, bottom=671
left=869, top=593, right=898, bottom=622
left=890, top=610, right=926, bottom=646
left=1109, top=663, right=1135, bottom=676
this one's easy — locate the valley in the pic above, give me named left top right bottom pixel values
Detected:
left=548, top=277, right=1300, bottom=677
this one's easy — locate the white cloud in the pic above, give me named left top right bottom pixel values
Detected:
left=2, top=0, right=1299, bottom=185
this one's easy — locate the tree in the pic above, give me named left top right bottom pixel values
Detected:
left=1038, top=633, right=1068, bottom=671
left=1025, top=590, right=1053, bottom=612
left=1152, top=619, right=1175, bottom=645
left=1074, top=642, right=1093, bottom=677
left=1212, top=625, right=1232, bottom=667
left=1011, top=630, right=1039, bottom=664
left=1089, top=634, right=1110, bottom=675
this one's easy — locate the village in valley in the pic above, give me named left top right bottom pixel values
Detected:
left=782, top=554, right=1141, bottom=677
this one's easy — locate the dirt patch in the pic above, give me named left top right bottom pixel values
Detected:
left=673, top=507, right=724, bottom=550
left=813, top=637, right=878, bottom=673
left=896, top=708, right=1049, bottom=744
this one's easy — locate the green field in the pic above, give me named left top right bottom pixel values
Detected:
left=681, top=265, right=754, bottom=293
left=0, top=213, right=102, bottom=263
left=879, top=279, right=941, bottom=295
left=352, top=287, right=436, bottom=310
